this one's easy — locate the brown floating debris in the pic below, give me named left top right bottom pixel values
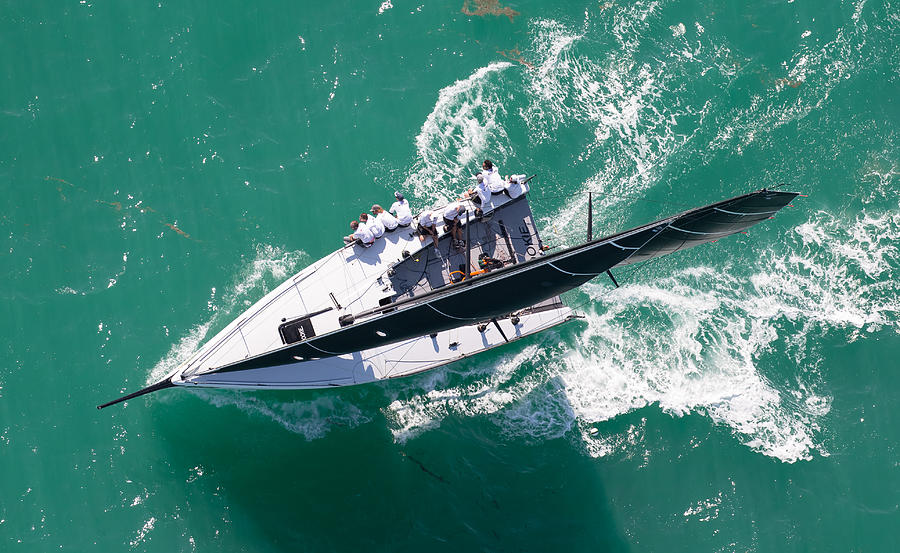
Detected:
left=45, top=176, right=195, bottom=240
left=461, top=0, right=519, bottom=23
left=45, top=176, right=75, bottom=187
left=496, top=46, right=534, bottom=69
left=96, top=200, right=122, bottom=211
left=164, top=222, right=191, bottom=239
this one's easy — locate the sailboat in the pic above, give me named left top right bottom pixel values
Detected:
left=98, top=183, right=798, bottom=409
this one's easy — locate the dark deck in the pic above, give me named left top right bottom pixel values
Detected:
left=387, top=195, right=545, bottom=300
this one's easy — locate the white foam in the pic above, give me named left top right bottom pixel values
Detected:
left=753, top=208, right=900, bottom=334
left=225, top=244, right=306, bottom=305
left=146, top=319, right=213, bottom=385
left=712, top=3, right=871, bottom=152
left=193, top=390, right=373, bottom=441
left=859, top=149, right=898, bottom=204
left=377, top=1, right=392, bottom=15
left=385, top=201, right=900, bottom=462
left=129, top=516, right=156, bottom=548
left=519, top=14, right=736, bottom=245
left=385, top=344, right=538, bottom=442
left=405, top=61, right=514, bottom=201
left=683, top=490, right=725, bottom=522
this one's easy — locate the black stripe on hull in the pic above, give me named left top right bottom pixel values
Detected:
left=208, top=189, right=797, bottom=375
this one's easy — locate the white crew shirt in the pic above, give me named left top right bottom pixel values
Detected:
left=353, top=222, right=375, bottom=245
left=417, top=210, right=438, bottom=228
left=390, top=199, right=414, bottom=226
left=473, top=179, right=491, bottom=205
left=482, top=167, right=505, bottom=193
left=376, top=210, right=398, bottom=230
left=443, top=202, right=465, bottom=221
left=505, top=174, right=530, bottom=199
left=365, top=216, right=385, bottom=238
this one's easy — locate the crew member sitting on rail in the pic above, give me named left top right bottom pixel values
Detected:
left=372, top=204, right=399, bottom=231
left=390, top=192, right=414, bottom=227
left=504, top=174, right=530, bottom=199
left=443, top=201, right=466, bottom=250
left=360, top=212, right=384, bottom=239
left=464, top=174, right=491, bottom=207
left=344, top=219, right=375, bottom=247
left=481, top=159, right=505, bottom=194
left=416, top=209, right=440, bottom=249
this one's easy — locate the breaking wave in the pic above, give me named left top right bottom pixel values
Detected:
left=192, top=390, right=374, bottom=441
left=405, top=61, right=515, bottom=203
left=383, top=199, right=900, bottom=463
left=518, top=9, right=755, bottom=240
left=380, top=2, right=898, bottom=463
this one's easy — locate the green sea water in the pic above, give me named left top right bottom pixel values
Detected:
left=2, top=0, right=899, bottom=550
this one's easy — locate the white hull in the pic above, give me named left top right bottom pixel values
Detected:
left=162, top=191, right=569, bottom=390
left=171, top=303, right=574, bottom=389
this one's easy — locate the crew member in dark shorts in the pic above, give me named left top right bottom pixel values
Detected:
left=416, top=209, right=439, bottom=249
left=442, top=201, right=466, bottom=250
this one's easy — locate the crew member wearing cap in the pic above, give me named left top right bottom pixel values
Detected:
left=505, top=174, right=530, bottom=199
left=372, top=204, right=398, bottom=231
left=390, top=192, right=414, bottom=227
left=344, top=219, right=375, bottom=247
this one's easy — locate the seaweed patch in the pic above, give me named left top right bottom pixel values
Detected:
left=461, top=0, right=519, bottom=22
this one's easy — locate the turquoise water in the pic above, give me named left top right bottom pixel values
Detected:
left=2, top=0, right=899, bottom=550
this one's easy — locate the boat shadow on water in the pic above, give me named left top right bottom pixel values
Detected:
left=149, top=380, right=631, bottom=551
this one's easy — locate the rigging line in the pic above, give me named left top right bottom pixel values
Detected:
left=547, top=261, right=602, bottom=277
left=536, top=225, right=673, bottom=324
left=614, top=253, right=665, bottom=281
left=614, top=218, right=678, bottom=268
left=564, top=219, right=739, bottom=319
left=426, top=302, right=482, bottom=321
left=714, top=207, right=782, bottom=216
left=558, top=258, right=662, bottom=321
left=341, top=268, right=391, bottom=310
left=398, top=244, right=439, bottom=296
left=382, top=336, right=425, bottom=378
left=668, top=225, right=720, bottom=236
left=303, top=340, right=342, bottom=356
